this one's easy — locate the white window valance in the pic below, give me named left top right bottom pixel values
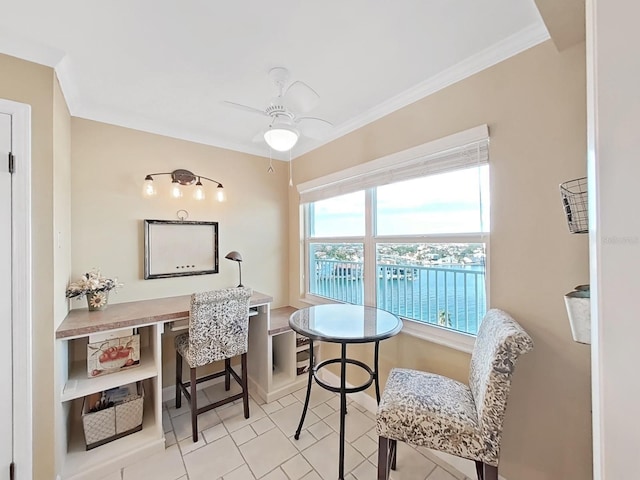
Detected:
left=298, top=124, right=489, bottom=204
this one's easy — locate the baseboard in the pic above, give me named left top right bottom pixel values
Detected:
left=319, top=369, right=508, bottom=480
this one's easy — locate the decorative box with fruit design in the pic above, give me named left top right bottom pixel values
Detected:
left=87, top=334, right=140, bottom=378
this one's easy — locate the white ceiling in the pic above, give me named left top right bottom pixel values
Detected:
left=0, top=1, right=548, bottom=160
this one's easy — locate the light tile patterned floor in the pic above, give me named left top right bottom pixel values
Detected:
left=107, top=383, right=474, bottom=480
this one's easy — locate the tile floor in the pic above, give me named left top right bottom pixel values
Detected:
left=105, top=382, right=474, bottom=480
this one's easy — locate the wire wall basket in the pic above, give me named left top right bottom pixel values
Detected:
left=560, top=177, right=588, bottom=234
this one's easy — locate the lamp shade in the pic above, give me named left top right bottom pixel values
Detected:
left=225, top=251, right=242, bottom=262
left=264, top=126, right=299, bottom=152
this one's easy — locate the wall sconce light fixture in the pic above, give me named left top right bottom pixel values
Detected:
left=143, top=169, right=226, bottom=202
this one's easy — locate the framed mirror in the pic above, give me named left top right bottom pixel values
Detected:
left=144, top=219, right=219, bottom=279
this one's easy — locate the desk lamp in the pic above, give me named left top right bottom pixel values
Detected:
left=225, top=251, right=243, bottom=287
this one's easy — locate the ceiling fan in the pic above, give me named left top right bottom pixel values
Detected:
left=223, top=67, right=333, bottom=152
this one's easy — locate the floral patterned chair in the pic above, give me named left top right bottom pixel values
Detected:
left=376, top=308, right=533, bottom=480
left=175, top=287, right=252, bottom=442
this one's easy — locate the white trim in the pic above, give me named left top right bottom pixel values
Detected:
left=0, top=23, right=546, bottom=163
left=54, top=56, right=82, bottom=118
left=429, top=450, right=508, bottom=480
left=292, top=22, right=548, bottom=159
left=297, top=124, right=488, bottom=198
left=0, top=98, right=33, bottom=480
left=400, top=319, right=475, bottom=354
left=0, top=32, right=65, bottom=68
left=71, top=104, right=273, bottom=159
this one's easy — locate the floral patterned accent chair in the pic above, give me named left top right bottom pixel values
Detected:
left=175, top=287, right=253, bottom=442
left=376, top=309, right=533, bottom=480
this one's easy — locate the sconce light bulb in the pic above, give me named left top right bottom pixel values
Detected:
left=216, top=186, right=226, bottom=202
left=194, top=181, right=205, bottom=201
left=143, top=177, right=156, bottom=197
left=170, top=181, right=183, bottom=198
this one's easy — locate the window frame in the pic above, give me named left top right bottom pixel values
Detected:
left=299, top=126, right=490, bottom=354
left=304, top=207, right=487, bottom=354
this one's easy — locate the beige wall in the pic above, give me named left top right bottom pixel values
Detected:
left=0, top=53, right=62, bottom=480
left=289, top=40, right=591, bottom=480
left=70, top=118, right=289, bottom=305
left=53, top=75, right=72, bottom=328
left=69, top=119, right=290, bottom=387
left=53, top=74, right=72, bottom=476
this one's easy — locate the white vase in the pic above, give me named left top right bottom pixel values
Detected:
left=564, top=287, right=590, bottom=345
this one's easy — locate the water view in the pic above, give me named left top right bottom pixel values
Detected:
left=309, top=244, right=487, bottom=335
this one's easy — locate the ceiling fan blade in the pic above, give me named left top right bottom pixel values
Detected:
left=283, top=81, right=320, bottom=113
left=222, top=101, right=267, bottom=117
left=296, top=116, right=333, bottom=140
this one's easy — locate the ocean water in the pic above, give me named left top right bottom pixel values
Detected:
left=311, top=264, right=486, bottom=335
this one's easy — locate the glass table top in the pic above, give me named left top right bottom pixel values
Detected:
left=288, top=304, right=403, bottom=343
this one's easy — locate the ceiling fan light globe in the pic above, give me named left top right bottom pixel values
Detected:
left=264, top=127, right=299, bottom=152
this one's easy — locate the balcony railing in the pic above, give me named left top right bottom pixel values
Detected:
left=310, top=259, right=486, bottom=335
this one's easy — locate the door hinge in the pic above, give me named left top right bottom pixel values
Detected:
left=9, top=462, right=14, bottom=480
left=8, top=152, right=14, bottom=174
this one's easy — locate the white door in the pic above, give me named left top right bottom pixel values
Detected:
left=0, top=112, right=13, bottom=479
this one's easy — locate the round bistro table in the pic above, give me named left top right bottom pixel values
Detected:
left=289, top=304, right=402, bottom=480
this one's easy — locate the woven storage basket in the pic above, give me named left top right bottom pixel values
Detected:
left=82, top=382, right=144, bottom=450
left=296, top=350, right=310, bottom=376
left=560, top=177, right=588, bottom=234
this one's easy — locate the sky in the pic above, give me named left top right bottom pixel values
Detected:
left=311, top=166, right=490, bottom=237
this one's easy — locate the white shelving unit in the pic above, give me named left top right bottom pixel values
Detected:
left=54, top=292, right=293, bottom=479
left=248, top=306, right=319, bottom=403
left=58, top=323, right=164, bottom=480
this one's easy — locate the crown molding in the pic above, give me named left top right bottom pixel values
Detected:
left=70, top=103, right=275, bottom=159
left=0, top=30, right=65, bottom=67
left=292, top=21, right=550, bottom=159
left=1, top=21, right=548, bottom=163
left=54, top=55, right=83, bottom=116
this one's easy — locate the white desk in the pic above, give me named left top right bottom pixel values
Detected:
left=56, top=292, right=289, bottom=480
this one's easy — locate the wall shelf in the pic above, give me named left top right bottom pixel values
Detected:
left=248, top=306, right=318, bottom=403
left=62, top=347, right=157, bottom=402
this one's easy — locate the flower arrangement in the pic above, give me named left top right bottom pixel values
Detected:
left=66, top=269, right=123, bottom=310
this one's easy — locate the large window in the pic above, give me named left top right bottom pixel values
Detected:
left=301, top=126, right=489, bottom=340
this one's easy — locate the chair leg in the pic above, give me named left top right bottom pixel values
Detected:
left=390, top=439, right=397, bottom=470
left=190, top=367, right=198, bottom=442
left=475, top=461, right=484, bottom=480
left=241, top=352, right=249, bottom=419
left=483, top=464, right=498, bottom=480
left=377, top=436, right=390, bottom=480
left=225, top=358, right=231, bottom=391
left=175, top=352, right=182, bottom=409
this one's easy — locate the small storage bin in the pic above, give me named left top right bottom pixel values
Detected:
left=82, top=382, right=144, bottom=450
left=296, top=350, right=310, bottom=376
left=559, top=177, right=588, bottom=234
